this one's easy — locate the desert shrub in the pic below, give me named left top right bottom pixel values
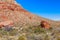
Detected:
left=0, top=30, right=3, bottom=37
left=33, top=26, right=46, bottom=34
left=18, top=35, right=27, bottom=40
left=44, top=35, right=50, bottom=40
left=0, top=29, right=8, bottom=35
left=21, top=26, right=34, bottom=33
left=8, top=29, right=18, bottom=36
left=26, top=34, right=35, bottom=40
left=22, top=25, right=46, bottom=34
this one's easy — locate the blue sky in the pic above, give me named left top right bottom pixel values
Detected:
left=16, top=0, right=60, bottom=21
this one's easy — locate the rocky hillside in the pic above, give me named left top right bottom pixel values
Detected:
left=0, top=0, right=60, bottom=40
left=0, top=0, right=60, bottom=27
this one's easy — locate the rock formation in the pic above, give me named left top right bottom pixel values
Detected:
left=40, top=21, right=50, bottom=29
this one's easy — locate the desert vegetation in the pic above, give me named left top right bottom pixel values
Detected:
left=0, top=24, right=59, bottom=40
